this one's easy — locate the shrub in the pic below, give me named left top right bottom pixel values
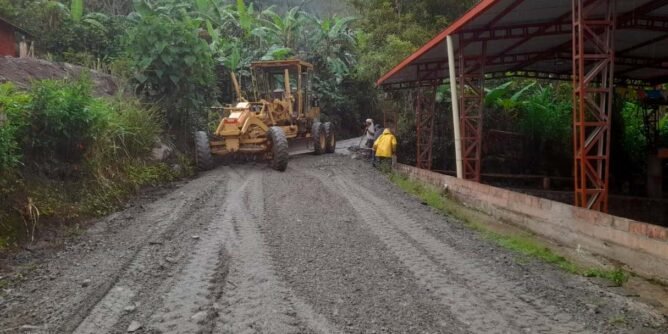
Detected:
left=660, top=115, right=668, bottom=147
left=0, top=77, right=175, bottom=246
left=0, top=83, right=31, bottom=171
left=27, top=77, right=98, bottom=163
left=87, top=97, right=163, bottom=180
left=0, top=124, right=19, bottom=170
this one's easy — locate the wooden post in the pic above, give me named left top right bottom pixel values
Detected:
left=19, top=41, right=27, bottom=58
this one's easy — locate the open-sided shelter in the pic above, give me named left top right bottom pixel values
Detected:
left=377, top=0, right=668, bottom=212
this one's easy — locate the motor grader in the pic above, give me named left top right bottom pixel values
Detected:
left=194, top=59, right=336, bottom=171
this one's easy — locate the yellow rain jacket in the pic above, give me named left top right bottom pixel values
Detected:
left=373, top=129, right=397, bottom=158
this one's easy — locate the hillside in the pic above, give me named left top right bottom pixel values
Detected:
left=0, top=57, right=119, bottom=97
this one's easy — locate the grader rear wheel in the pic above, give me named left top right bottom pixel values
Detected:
left=312, top=122, right=326, bottom=155
left=268, top=126, right=289, bottom=171
left=194, top=131, right=213, bottom=171
left=324, top=122, right=336, bottom=153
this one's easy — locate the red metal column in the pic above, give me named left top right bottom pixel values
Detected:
left=572, top=0, right=615, bottom=212
left=458, top=45, right=485, bottom=182
left=415, top=87, right=436, bottom=170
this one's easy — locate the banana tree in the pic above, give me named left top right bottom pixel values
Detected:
left=304, top=14, right=357, bottom=83
left=256, top=6, right=306, bottom=51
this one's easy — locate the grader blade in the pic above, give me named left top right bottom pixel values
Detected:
left=287, top=137, right=314, bottom=156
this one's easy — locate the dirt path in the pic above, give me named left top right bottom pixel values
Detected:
left=1, top=154, right=666, bottom=333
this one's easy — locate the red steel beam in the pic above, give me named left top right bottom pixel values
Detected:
left=458, top=44, right=485, bottom=182
left=415, top=87, right=436, bottom=170
left=382, top=80, right=441, bottom=91
left=379, top=0, right=668, bottom=88
left=620, top=15, right=668, bottom=32
left=460, top=22, right=572, bottom=43
left=460, top=0, right=527, bottom=47
left=471, top=0, right=600, bottom=74
left=572, top=0, right=615, bottom=212
left=616, top=0, right=668, bottom=23
left=500, top=1, right=668, bottom=73
left=617, top=57, right=668, bottom=76
left=460, top=13, right=668, bottom=45
left=618, top=34, right=668, bottom=55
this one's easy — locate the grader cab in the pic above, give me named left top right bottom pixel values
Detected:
left=194, top=60, right=336, bottom=171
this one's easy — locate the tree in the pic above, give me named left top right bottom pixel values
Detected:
left=126, top=14, right=216, bottom=133
left=349, top=0, right=473, bottom=81
left=256, top=6, right=307, bottom=51
left=305, top=15, right=357, bottom=83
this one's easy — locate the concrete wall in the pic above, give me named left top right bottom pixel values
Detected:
left=509, top=188, right=668, bottom=227
left=395, top=164, right=668, bottom=281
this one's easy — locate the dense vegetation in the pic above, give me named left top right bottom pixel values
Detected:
left=0, top=79, right=185, bottom=248
left=0, top=0, right=364, bottom=248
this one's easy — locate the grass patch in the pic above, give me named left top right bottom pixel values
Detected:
left=584, top=268, right=630, bottom=287
left=389, top=173, right=630, bottom=287
left=608, top=314, right=628, bottom=327
left=0, top=160, right=189, bottom=248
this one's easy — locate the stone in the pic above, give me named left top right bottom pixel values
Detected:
left=151, top=140, right=173, bottom=161
left=127, top=321, right=142, bottom=332
left=191, top=311, right=207, bottom=323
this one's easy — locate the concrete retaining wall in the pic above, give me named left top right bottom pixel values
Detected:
left=395, top=163, right=668, bottom=281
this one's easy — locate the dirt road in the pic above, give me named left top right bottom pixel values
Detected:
left=1, top=152, right=666, bottom=333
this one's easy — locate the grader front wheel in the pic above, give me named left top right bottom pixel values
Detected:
left=268, top=126, right=289, bottom=171
left=194, top=131, right=213, bottom=171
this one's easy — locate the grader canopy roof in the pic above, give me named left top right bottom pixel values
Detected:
left=377, top=0, right=668, bottom=88
left=251, top=60, right=314, bottom=70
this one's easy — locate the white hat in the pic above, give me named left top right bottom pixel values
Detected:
left=366, top=118, right=373, bottom=124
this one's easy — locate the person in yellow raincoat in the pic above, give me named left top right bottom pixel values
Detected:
left=373, top=128, right=397, bottom=172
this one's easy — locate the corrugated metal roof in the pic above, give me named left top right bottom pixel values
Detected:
left=377, top=0, right=668, bottom=87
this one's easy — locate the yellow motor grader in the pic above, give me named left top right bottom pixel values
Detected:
left=194, top=59, right=336, bottom=171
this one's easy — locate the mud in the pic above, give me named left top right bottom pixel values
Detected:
left=0, top=153, right=666, bottom=333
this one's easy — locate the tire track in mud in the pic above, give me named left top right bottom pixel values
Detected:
left=70, top=172, right=229, bottom=334
left=145, top=167, right=336, bottom=334
left=299, top=165, right=586, bottom=334
left=147, top=167, right=248, bottom=334
left=213, top=171, right=336, bottom=334
left=339, top=176, right=588, bottom=333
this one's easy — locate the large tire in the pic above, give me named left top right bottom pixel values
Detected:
left=323, top=122, right=336, bottom=153
left=268, top=126, right=289, bottom=171
left=312, top=122, right=326, bottom=155
left=194, top=131, right=213, bottom=171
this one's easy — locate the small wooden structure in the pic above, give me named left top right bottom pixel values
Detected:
left=0, top=16, right=33, bottom=58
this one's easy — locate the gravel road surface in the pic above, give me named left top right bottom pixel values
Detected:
left=0, top=152, right=666, bottom=333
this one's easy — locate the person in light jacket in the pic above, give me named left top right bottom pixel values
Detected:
left=364, top=119, right=375, bottom=148
left=373, top=128, right=397, bottom=172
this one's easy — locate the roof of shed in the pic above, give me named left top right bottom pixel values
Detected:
left=0, top=16, right=32, bottom=36
left=377, top=0, right=668, bottom=88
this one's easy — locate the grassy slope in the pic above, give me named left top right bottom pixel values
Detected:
left=389, top=173, right=630, bottom=286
